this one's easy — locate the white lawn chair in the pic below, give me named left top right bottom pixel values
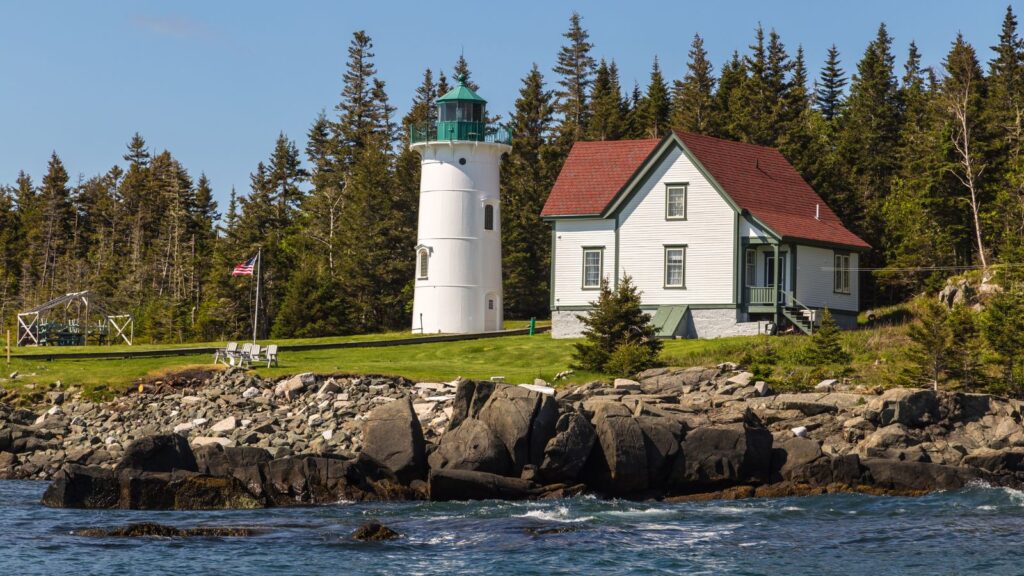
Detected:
left=248, top=344, right=263, bottom=366
left=214, top=342, right=238, bottom=366
left=235, top=343, right=253, bottom=367
left=265, top=344, right=278, bottom=368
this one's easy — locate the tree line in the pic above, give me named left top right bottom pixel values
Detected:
left=2, top=8, right=1024, bottom=342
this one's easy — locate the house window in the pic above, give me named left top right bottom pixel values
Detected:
left=664, top=246, right=686, bottom=288
left=666, top=184, right=688, bottom=219
left=582, top=248, right=603, bottom=289
left=834, top=253, right=851, bottom=294
left=484, top=204, right=494, bottom=231
left=417, top=248, right=430, bottom=279
left=745, top=249, right=756, bottom=286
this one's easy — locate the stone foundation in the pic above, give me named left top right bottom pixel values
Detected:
left=687, top=308, right=764, bottom=338
left=552, top=310, right=587, bottom=339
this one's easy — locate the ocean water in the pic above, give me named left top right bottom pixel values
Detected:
left=1, top=481, right=1023, bottom=575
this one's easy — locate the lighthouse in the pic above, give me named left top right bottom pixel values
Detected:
left=409, top=75, right=511, bottom=334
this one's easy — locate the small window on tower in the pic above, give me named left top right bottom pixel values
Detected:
left=417, top=248, right=429, bottom=280
left=484, top=204, right=494, bottom=231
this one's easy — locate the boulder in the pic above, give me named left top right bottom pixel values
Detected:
left=427, top=418, right=511, bottom=475
left=351, top=521, right=400, bottom=541
left=582, top=403, right=648, bottom=495
left=428, top=469, right=536, bottom=501
left=116, top=434, right=197, bottom=473
left=449, top=380, right=495, bottom=430
left=478, top=384, right=552, bottom=473
left=866, top=388, right=939, bottom=428
left=360, top=396, right=427, bottom=484
left=773, top=436, right=823, bottom=481
left=672, top=424, right=773, bottom=492
left=210, top=416, right=237, bottom=433
left=961, top=448, right=1024, bottom=474
left=539, top=411, right=597, bottom=484
left=862, top=458, right=977, bottom=492
left=636, top=416, right=683, bottom=488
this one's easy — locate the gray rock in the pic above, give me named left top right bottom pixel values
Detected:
left=866, top=388, right=939, bottom=428
left=478, top=384, right=545, bottom=473
left=672, top=424, right=773, bottom=491
left=539, top=411, right=597, bottom=484
left=116, top=434, right=197, bottom=473
left=361, top=396, right=427, bottom=484
left=583, top=403, right=648, bottom=495
left=428, top=469, right=535, bottom=501
left=427, top=418, right=511, bottom=475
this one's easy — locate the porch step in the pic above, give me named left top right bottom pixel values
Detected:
left=782, top=306, right=815, bottom=336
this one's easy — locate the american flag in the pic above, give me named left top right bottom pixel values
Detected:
left=232, top=254, right=258, bottom=276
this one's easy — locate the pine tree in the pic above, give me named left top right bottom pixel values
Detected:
left=334, top=31, right=384, bottom=168
left=572, top=274, right=661, bottom=373
left=946, top=302, right=983, bottom=389
left=906, top=298, right=952, bottom=389
left=267, top=133, right=308, bottom=222
left=670, top=34, right=716, bottom=134
left=502, top=64, right=557, bottom=319
left=636, top=56, right=671, bottom=138
left=815, top=44, right=847, bottom=121
left=586, top=59, right=627, bottom=141
left=982, top=288, right=1024, bottom=392
left=452, top=54, right=479, bottom=91
left=553, top=12, right=596, bottom=146
left=713, top=52, right=747, bottom=139
left=838, top=23, right=901, bottom=261
left=802, top=307, right=851, bottom=366
left=35, top=152, right=73, bottom=300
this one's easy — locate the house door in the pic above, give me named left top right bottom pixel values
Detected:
left=764, top=253, right=788, bottom=299
left=484, top=293, right=499, bottom=332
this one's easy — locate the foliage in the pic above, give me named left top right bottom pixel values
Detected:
left=801, top=307, right=852, bottom=367
left=572, top=275, right=661, bottom=372
left=604, top=340, right=659, bottom=377
left=739, top=335, right=778, bottom=381
left=982, top=288, right=1024, bottom=391
left=905, top=298, right=952, bottom=388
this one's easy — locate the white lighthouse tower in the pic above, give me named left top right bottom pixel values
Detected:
left=409, top=75, right=511, bottom=334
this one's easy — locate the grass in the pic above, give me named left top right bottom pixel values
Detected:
left=1, top=317, right=919, bottom=405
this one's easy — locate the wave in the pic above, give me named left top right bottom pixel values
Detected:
left=515, top=506, right=594, bottom=523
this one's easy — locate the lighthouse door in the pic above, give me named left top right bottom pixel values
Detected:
left=484, top=293, right=499, bottom=332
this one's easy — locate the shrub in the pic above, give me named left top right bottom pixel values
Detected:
left=604, top=341, right=659, bottom=377
left=739, top=335, right=778, bottom=381
left=572, top=274, right=662, bottom=373
left=946, top=302, right=984, bottom=389
left=982, top=288, right=1024, bottom=392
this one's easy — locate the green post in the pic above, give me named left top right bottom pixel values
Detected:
left=529, top=317, right=536, bottom=336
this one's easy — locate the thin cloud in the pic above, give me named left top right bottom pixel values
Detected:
left=131, top=14, right=211, bottom=39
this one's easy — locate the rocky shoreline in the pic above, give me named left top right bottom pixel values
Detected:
left=4, top=365, right=1024, bottom=507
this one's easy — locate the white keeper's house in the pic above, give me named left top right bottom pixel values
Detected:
left=541, top=131, right=870, bottom=339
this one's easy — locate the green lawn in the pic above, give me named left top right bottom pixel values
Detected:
left=1, top=318, right=916, bottom=404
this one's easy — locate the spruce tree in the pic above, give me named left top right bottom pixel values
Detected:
left=906, top=298, right=952, bottom=389
left=553, top=11, right=596, bottom=146
left=982, top=288, right=1024, bottom=392
left=587, top=59, right=627, bottom=141
left=802, top=307, right=851, bottom=366
left=636, top=56, right=671, bottom=138
left=670, top=34, right=716, bottom=134
left=572, top=275, right=661, bottom=373
left=946, top=302, right=983, bottom=389
left=815, top=44, right=847, bottom=121
left=713, top=52, right=747, bottom=139
left=502, top=64, right=557, bottom=319
left=452, top=54, right=479, bottom=91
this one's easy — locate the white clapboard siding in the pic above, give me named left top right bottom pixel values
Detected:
left=553, top=218, right=616, bottom=306
left=738, top=216, right=769, bottom=239
left=615, top=146, right=736, bottom=305
left=794, top=245, right=858, bottom=311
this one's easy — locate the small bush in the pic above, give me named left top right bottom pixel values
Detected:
left=604, top=341, right=659, bottom=377
left=800, top=307, right=851, bottom=366
left=572, top=274, right=662, bottom=373
left=739, top=335, right=778, bottom=381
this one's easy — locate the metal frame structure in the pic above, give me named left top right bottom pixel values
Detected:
left=16, top=291, right=134, bottom=347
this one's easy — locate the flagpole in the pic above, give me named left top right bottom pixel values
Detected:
left=252, top=248, right=261, bottom=344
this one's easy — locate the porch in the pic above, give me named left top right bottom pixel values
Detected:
left=739, top=240, right=816, bottom=334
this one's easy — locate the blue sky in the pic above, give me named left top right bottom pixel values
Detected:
left=0, top=1, right=1014, bottom=208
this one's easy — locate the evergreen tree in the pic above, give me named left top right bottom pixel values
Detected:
left=452, top=54, right=479, bottom=91
left=636, top=56, right=671, bottom=138
left=982, top=288, right=1024, bottom=392
left=586, top=59, right=627, bottom=141
left=815, top=44, right=847, bottom=120
left=333, top=31, right=385, bottom=168
left=946, top=302, right=983, bottom=389
left=838, top=23, right=901, bottom=260
left=502, top=64, right=557, bottom=319
left=553, top=12, right=596, bottom=146
left=35, top=152, right=73, bottom=299
left=572, top=275, right=661, bottom=373
left=671, top=34, right=716, bottom=134
left=802, top=307, right=851, bottom=366
left=906, top=298, right=952, bottom=389
left=713, top=51, right=747, bottom=139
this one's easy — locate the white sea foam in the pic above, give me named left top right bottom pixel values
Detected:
left=516, top=506, right=594, bottom=523
left=605, top=507, right=676, bottom=518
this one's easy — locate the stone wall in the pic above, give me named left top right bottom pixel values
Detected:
left=687, top=308, right=763, bottom=339
left=552, top=310, right=587, bottom=339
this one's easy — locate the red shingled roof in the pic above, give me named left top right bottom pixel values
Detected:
left=540, top=138, right=660, bottom=218
left=541, top=131, right=870, bottom=250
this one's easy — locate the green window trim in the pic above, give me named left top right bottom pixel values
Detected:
left=582, top=246, right=604, bottom=290
left=664, top=245, right=687, bottom=289
left=833, top=251, right=852, bottom=294
left=665, top=183, right=688, bottom=220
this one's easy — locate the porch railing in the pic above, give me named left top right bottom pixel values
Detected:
left=746, top=285, right=777, bottom=305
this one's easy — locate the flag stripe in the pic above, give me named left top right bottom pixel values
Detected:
left=232, top=254, right=257, bottom=276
